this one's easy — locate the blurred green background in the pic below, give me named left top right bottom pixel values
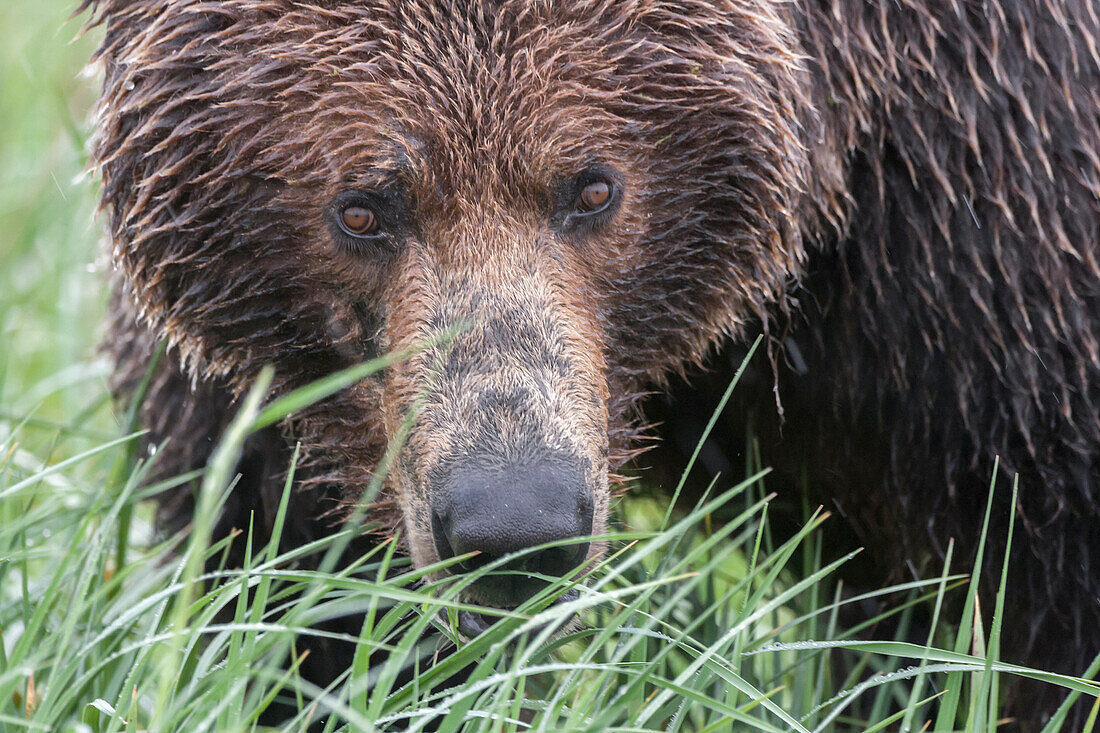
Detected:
left=0, top=0, right=108, bottom=446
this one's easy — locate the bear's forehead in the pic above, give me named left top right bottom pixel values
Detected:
left=231, top=1, right=654, bottom=192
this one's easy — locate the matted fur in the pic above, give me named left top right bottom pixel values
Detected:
left=83, top=0, right=1099, bottom=726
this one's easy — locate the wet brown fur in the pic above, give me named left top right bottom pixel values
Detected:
left=83, top=0, right=1100, bottom=726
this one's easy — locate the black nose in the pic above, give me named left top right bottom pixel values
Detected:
left=431, top=457, right=593, bottom=582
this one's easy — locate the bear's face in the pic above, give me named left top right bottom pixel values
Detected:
left=92, top=0, right=811, bottom=620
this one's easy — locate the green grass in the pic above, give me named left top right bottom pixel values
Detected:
left=2, top=1, right=1099, bottom=731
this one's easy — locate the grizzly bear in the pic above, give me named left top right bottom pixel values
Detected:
left=83, top=0, right=1099, bottom=726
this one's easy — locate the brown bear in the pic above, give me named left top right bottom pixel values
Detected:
left=83, top=0, right=1099, bottom=726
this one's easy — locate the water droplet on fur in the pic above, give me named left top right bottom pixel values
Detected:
left=123, top=80, right=135, bottom=91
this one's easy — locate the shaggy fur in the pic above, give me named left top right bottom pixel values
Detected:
left=83, top=0, right=1099, bottom=726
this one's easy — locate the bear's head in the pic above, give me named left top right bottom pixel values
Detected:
left=88, top=0, right=816, bottom=627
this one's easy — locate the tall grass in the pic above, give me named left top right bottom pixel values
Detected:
left=1, top=1, right=1098, bottom=730
left=3, top=350, right=1098, bottom=731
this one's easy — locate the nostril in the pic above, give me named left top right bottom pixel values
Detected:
left=435, top=505, right=501, bottom=572
left=578, top=491, right=594, bottom=532
left=431, top=508, right=455, bottom=563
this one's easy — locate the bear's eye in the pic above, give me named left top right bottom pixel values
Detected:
left=338, top=205, right=379, bottom=237
left=577, top=180, right=613, bottom=213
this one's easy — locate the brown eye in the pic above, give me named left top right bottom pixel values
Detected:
left=578, top=180, right=612, bottom=212
left=339, top=205, right=379, bottom=236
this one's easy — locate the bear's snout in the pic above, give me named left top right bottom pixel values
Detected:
left=430, top=456, right=593, bottom=606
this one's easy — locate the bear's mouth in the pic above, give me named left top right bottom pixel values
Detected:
left=453, top=587, right=581, bottom=640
